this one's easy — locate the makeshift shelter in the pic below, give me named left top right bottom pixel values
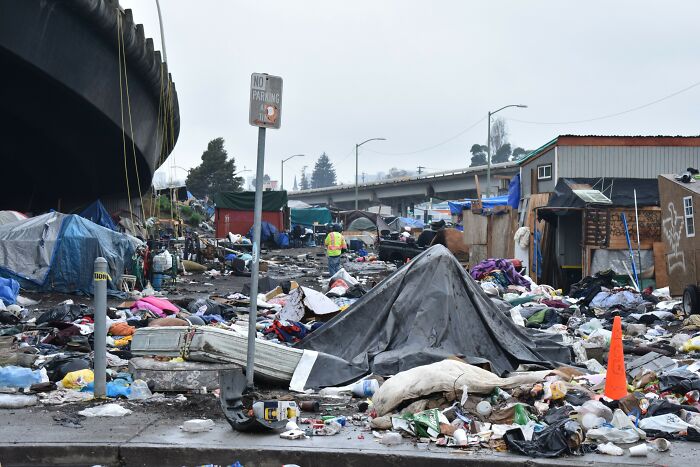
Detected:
left=536, top=178, right=661, bottom=290
left=294, top=245, right=570, bottom=389
left=79, top=199, right=117, bottom=231
left=213, top=191, right=288, bottom=237
left=0, top=211, right=27, bottom=225
left=0, top=212, right=139, bottom=294
left=290, top=207, right=332, bottom=228
left=658, top=174, right=700, bottom=297
left=339, top=210, right=391, bottom=233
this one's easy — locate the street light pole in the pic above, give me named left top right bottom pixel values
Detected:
left=281, top=154, right=304, bottom=191
left=355, top=137, right=386, bottom=210
left=485, top=104, right=527, bottom=198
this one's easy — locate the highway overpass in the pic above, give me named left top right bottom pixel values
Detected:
left=288, top=162, right=518, bottom=215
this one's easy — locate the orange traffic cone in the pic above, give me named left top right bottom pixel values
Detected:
left=604, top=315, right=628, bottom=400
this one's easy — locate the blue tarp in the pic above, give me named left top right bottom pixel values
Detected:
left=0, top=277, right=19, bottom=305
left=247, top=221, right=280, bottom=245
left=389, top=217, right=425, bottom=231
left=79, top=200, right=117, bottom=231
left=0, top=213, right=139, bottom=294
left=448, top=195, right=510, bottom=215
left=508, top=174, right=521, bottom=209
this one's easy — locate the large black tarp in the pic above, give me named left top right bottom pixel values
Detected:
left=297, top=245, right=571, bottom=388
left=539, top=178, right=659, bottom=222
left=213, top=191, right=288, bottom=211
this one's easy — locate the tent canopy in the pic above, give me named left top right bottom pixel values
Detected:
left=79, top=200, right=117, bottom=231
left=214, top=191, right=288, bottom=211
left=297, top=245, right=570, bottom=388
left=291, top=207, right=332, bottom=227
left=0, top=211, right=27, bottom=226
left=0, top=212, right=139, bottom=294
left=339, top=210, right=391, bottom=233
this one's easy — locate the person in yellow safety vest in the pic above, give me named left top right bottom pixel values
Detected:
left=324, top=224, right=347, bottom=277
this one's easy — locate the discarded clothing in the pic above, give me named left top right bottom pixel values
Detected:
left=470, top=259, right=530, bottom=287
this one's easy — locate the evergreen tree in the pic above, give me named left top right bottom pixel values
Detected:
left=299, top=166, right=310, bottom=190
left=310, top=153, right=337, bottom=188
left=492, top=143, right=512, bottom=164
left=186, top=138, right=243, bottom=198
left=469, top=144, right=488, bottom=167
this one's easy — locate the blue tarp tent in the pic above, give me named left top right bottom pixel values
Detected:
left=0, top=213, right=139, bottom=294
left=507, top=174, right=521, bottom=209
left=388, top=217, right=425, bottom=231
left=79, top=200, right=117, bottom=231
left=448, top=195, right=510, bottom=215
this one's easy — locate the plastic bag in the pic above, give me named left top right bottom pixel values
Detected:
left=61, top=369, right=94, bottom=389
left=638, top=414, right=692, bottom=433
left=586, top=409, right=645, bottom=444
left=78, top=403, right=132, bottom=417
left=597, top=442, right=624, bottom=455
left=682, top=336, right=700, bottom=352
left=504, top=418, right=584, bottom=458
left=0, top=394, right=38, bottom=408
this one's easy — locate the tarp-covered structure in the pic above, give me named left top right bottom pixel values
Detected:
left=387, top=217, right=425, bottom=231
left=339, top=210, right=391, bottom=233
left=296, top=245, right=571, bottom=388
left=290, top=207, right=332, bottom=228
left=448, top=195, right=510, bottom=215
left=0, top=211, right=27, bottom=226
left=539, top=178, right=659, bottom=222
left=79, top=200, right=117, bottom=231
left=0, top=212, right=140, bottom=294
left=213, top=191, right=288, bottom=211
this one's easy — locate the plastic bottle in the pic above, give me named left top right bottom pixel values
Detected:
left=476, top=400, right=492, bottom=416
left=322, top=416, right=347, bottom=426
left=0, top=366, right=43, bottom=389
left=127, top=379, right=153, bottom=400
left=351, top=379, right=379, bottom=397
left=513, top=403, right=530, bottom=425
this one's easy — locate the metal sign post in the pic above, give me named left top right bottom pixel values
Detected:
left=246, top=73, right=283, bottom=388
left=93, top=257, right=108, bottom=398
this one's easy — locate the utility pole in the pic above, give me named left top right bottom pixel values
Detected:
left=486, top=104, right=527, bottom=197
left=355, top=138, right=387, bottom=210
left=361, top=172, right=366, bottom=183
left=417, top=166, right=425, bottom=175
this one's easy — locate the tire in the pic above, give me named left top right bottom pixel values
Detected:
left=683, top=285, right=700, bottom=315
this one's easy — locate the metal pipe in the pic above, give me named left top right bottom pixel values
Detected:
left=246, top=127, right=266, bottom=388
left=354, top=138, right=386, bottom=210
left=485, top=104, right=527, bottom=198
left=93, top=257, right=108, bottom=398
left=155, top=0, right=167, bottom=63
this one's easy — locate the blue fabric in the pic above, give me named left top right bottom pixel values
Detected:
left=0, top=277, right=19, bottom=305
left=79, top=200, right=117, bottom=231
left=276, top=232, right=290, bottom=248
left=448, top=195, right=510, bottom=214
left=534, top=228, right=543, bottom=280
left=247, top=221, right=279, bottom=243
left=0, top=214, right=136, bottom=295
left=507, top=174, right=521, bottom=209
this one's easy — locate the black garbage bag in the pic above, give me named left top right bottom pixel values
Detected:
left=659, top=368, right=700, bottom=392
left=504, top=418, right=585, bottom=458
left=646, top=399, right=699, bottom=417
left=543, top=405, right=574, bottom=425
left=42, top=355, right=91, bottom=382
left=36, top=304, right=86, bottom=325
left=187, top=298, right=235, bottom=320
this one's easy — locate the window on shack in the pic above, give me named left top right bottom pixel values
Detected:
left=684, top=196, right=695, bottom=238
left=537, top=164, right=552, bottom=180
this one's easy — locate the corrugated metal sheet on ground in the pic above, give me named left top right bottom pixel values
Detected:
left=131, top=326, right=302, bottom=384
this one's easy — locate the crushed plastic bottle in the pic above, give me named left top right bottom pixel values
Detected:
left=513, top=403, right=530, bottom=425
left=127, top=379, right=153, bottom=400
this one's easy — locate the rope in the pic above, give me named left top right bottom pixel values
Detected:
left=118, top=15, right=147, bottom=222
left=116, top=12, right=134, bottom=227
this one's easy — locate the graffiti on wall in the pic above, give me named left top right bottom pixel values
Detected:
left=662, top=202, right=686, bottom=273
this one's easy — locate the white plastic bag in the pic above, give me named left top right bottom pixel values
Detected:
left=597, top=442, right=624, bottom=455
left=586, top=409, right=645, bottom=444
left=0, top=394, right=37, bottom=408
left=180, top=418, right=215, bottom=433
left=638, top=414, right=692, bottom=433
left=78, top=403, right=132, bottom=417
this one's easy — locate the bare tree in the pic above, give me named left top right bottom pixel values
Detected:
left=489, top=117, right=509, bottom=155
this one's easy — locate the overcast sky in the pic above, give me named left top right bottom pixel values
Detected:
left=122, top=0, right=700, bottom=187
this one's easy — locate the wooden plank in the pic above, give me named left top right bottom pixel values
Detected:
left=474, top=175, right=481, bottom=199
left=463, top=211, right=488, bottom=245
left=489, top=213, right=512, bottom=259
left=653, top=242, right=669, bottom=288
left=469, top=244, right=488, bottom=266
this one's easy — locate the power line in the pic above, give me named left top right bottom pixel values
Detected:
left=508, top=78, right=700, bottom=125
left=364, top=115, right=487, bottom=156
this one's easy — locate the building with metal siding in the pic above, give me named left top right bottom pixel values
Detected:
left=518, top=136, right=700, bottom=197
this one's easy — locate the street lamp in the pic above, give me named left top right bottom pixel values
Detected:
left=280, top=154, right=304, bottom=191
left=355, top=138, right=386, bottom=210
left=486, top=104, right=527, bottom=197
